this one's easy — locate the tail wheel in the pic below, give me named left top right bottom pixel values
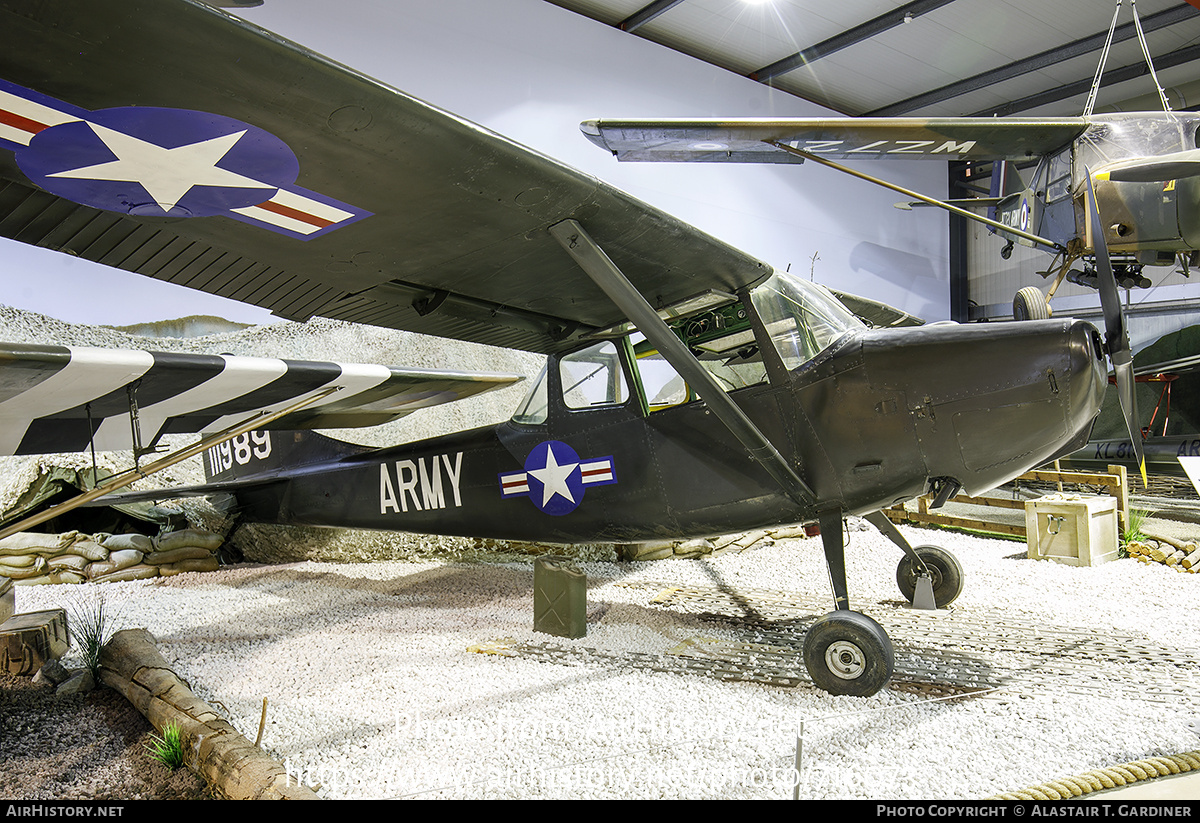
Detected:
left=896, top=545, right=963, bottom=608
left=803, top=611, right=894, bottom=697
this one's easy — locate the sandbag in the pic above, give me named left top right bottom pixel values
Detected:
left=0, top=554, right=42, bottom=569
left=158, top=556, right=219, bottom=576
left=47, top=554, right=90, bottom=572
left=86, top=549, right=144, bottom=578
left=49, top=570, right=86, bottom=585
left=154, top=529, right=222, bottom=552
left=88, top=565, right=159, bottom=584
left=0, top=558, right=48, bottom=580
left=144, top=546, right=215, bottom=566
left=66, top=540, right=109, bottom=562
left=0, top=531, right=79, bottom=557
left=100, top=534, right=154, bottom=552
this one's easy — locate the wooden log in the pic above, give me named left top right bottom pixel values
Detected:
left=1145, top=532, right=1195, bottom=553
left=99, top=628, right=318, bottom=800
left=1183, top=547, right=1200, bottom=570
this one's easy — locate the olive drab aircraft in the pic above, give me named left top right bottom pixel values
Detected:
left=580, top=111, right=1200, bottom=320
left=0, top=0, right=1139, bottom=697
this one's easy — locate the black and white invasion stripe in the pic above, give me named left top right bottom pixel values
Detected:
left=0, top=342, right=521, bottom=456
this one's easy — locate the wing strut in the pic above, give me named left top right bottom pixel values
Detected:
left=764, top=140, right=1064, bottom=252
left=0, top=386, right=338, bottom=541
left=548, top=219, right=815, bottom=507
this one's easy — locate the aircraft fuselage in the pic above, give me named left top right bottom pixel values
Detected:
left=221, top=315, right=1107, bottom=544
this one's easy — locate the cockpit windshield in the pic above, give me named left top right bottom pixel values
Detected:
left=749, top=271, right=864, bottom=371
left=510, top=270, right=865, bottom=423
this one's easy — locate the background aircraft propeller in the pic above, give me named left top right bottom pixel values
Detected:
left=1084, top=167, right=1147, bottom=486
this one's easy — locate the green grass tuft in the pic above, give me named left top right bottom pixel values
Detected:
left=1122, top=507, right=1153, bottom=547
left=145, top=721, right=186, bottom=770
left=67, top=591, right=113, bottom=680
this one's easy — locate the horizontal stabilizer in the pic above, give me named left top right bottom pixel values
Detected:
left=0, top=342, right=521, bottom=456
left=895, top=197, right=1004, bottom=210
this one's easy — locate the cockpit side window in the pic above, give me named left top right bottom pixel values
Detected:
left=627, top=299, right=769, bottom=413
left=1046, top=147, right=1072, bottom=203
left=559, top=341, right=629, bottom=410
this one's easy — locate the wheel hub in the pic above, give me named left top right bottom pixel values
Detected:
left=824, top=640, right=866, bottom=680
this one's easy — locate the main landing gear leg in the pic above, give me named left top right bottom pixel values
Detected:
left=803, top=508, right=894, bottom=697
left=864, top=510, right=964, bottom=610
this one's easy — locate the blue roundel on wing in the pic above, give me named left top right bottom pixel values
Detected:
left=16, top=107, right=298, bottom=217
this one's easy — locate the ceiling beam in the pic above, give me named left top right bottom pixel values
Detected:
left=751, top=0, right=958, bottom=83
left=870, top=3, right=1198, bottom=116
left=969, top=41, right=1200, bottom=117
left=619, top=0, right=686, bottom=32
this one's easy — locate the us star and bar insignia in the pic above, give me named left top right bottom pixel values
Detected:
left=499, top=440, right=616, bottom=516
left=0, top=79, right=371, bottom=239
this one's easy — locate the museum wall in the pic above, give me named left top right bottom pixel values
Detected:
left=238, top=0, right=952, bottom=321
left=0, top=0, right=954, bottom=326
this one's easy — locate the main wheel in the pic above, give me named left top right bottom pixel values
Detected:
left=1013, top=286, right=1050, bottom=321
left=896, top=545, right=963, bottom=608
left=802, top=611, right=894, bottom=697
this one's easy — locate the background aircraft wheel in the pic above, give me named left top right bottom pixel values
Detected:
left=803, top=611, right=894, bottom=697
left=1012, top=286, right=1050, bottom=321
left=896, top=545, right=963, bottom=608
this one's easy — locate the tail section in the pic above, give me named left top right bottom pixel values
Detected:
left=203, top=429, right=373, bottom=483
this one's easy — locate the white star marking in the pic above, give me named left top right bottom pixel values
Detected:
left=47, top=122, right=274, bottom=212
left=528, top=446, right=579, bottom=507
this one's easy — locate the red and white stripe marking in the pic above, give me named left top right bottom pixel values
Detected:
left=231, top=187, right=357, bottom=235
left=0, top=87, right=79, bottom=146
left=580, top=459, right=614, bottom=485
left=500, top=472, right=530, bottom=497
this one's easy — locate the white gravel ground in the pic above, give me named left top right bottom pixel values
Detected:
left=5, top=304, right=1199, bottom=799
left=14, top=526, right=1200, bottom=800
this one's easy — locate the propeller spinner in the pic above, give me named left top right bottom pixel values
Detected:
left=1084, top=167, right=1147, bottom=486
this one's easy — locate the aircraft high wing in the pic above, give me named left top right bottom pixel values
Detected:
left=581, top=113, right=1200, bottom=310
left=0, top=0, right=1131, bottom=697
left=0, top=1, right=768, bottom=355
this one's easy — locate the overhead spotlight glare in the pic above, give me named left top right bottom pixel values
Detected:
left=691, top=142, right=729, bottom=151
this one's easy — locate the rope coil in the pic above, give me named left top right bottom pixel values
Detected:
left=991, top=751, right=1200, bottom=799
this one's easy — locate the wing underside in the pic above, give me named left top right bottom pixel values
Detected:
left=0, top=0, right=770, bottom=355
left=580, top=118, right=1089, bottom=163
left=0, top=342, right=521, bottom=456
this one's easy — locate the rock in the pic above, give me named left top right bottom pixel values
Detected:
left=34, top=658, right=70, bottom=686
left=56, top=668, right=95, bottom=697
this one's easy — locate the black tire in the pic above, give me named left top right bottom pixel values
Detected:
left=1013, top=286, right=1050, bottom=321
left=896, top=545, right=963, bottom=608
left=802, top=611, right=894, bottom=697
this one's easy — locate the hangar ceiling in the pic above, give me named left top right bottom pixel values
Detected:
left=544, top=0, right=1200, bottom=117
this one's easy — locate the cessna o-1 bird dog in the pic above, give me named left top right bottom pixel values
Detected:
left=0, top=0, right=1140, bottom=696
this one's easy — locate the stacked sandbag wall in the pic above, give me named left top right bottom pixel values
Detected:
left=0, top=529, right=222, bottom=585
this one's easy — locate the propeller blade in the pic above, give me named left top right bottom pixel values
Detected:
left=1084, top=168, right=1146, bottom=486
